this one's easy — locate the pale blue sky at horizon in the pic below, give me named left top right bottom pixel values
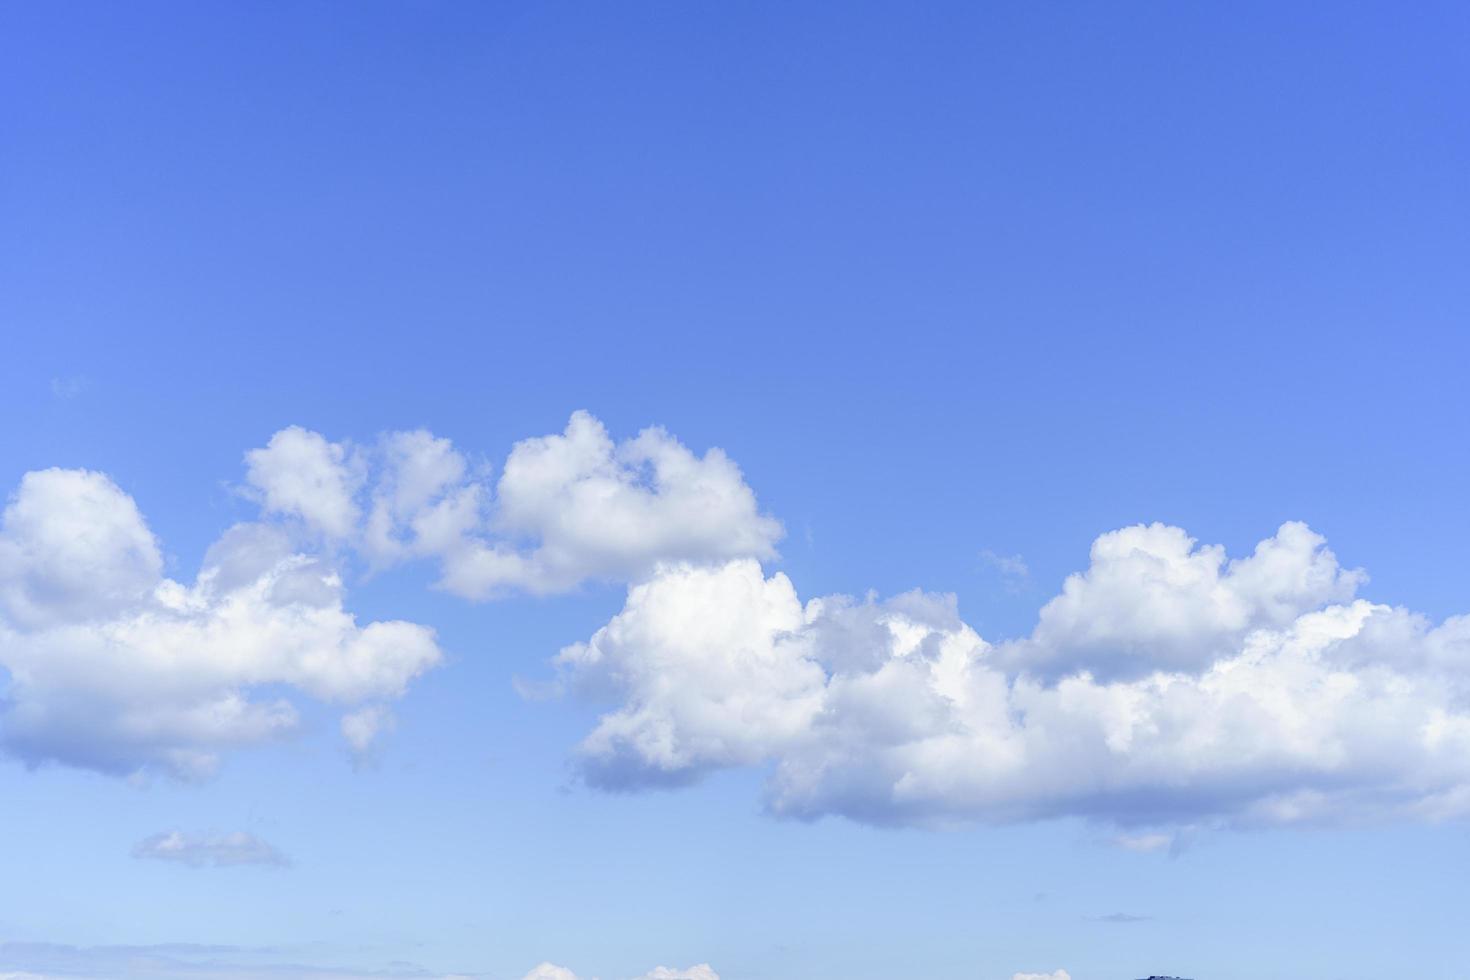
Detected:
left=2, top=4, right=1469, bottom=980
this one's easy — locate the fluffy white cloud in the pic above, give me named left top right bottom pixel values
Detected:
left=554, top=525, right=1470, bottom=830
left=132, top=830, right=290, bottom=868
left=558, top=560, right=824, bottom=788
left=242, top=412, right=782, bottom=598
left=0, top=469, right=162, bottom=629
left=1012, top=971, right=1070, bottom=980
left=521, top=966, right=581, bottom=980
left=456, top=411, right=780, bottom=595
left=0, top=471, right=442, bottom=778
left=1008, top=521, right=1363, bottom=679
left=245, top=426, right=363, bottom=539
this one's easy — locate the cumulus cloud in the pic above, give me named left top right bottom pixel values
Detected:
left=245, top=427, right=363, bottom=540
left=1007, top=521, right=1364, bottom=679
left=241, top=412, right=782, bottom=597
left=552, top=524, right=1470, bottom=831
left=459, top=412, right=781, bottom=595
left=132, top=830, right=290, bottom=868
left=521, top=966, right=580, bottom=980
left=0, top=472, right=442, bottom=778
left=0, top=469, right=162, bottom=629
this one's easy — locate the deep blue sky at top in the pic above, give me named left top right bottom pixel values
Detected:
left=2, top=3, right=1469, bottom=979
left=5, top=1, right=1467, bottom=623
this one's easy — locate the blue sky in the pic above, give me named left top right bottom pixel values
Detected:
left=2, top=3, right=1469, bottom=979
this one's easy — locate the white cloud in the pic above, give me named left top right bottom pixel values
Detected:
left=553, top=524, right=1470, bottom=830
left=0, top=472, right=442, bottom=779
left=1109, top=832, right=1175, bottom=854
left=0, top=469, right=162, bottom=629
left=634, top=968, right=719, bottom=980
left=1012, top=971, right=1070, bottom=980
left=243, top=411, right=781, bottom=597
left=461, top=411, right=780, bottom=595
left=521, top=966, right=581, bottom=980
left=245, top=426, right=363, bottom=539
left=132, top=830, right=290, bottom=868
left=362, top=429, right=480, bottom=567
left=341, top=704, right=396, bottom=756
left=558, top=559, right=823, bottom=789
left=1008, top=521, right=1363, bottom=679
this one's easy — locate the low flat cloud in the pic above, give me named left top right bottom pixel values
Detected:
left=132, top=831, right=291, bottom=869
left=1090, top=912, right=1152, bottom=924
left=524, top=966, right=718, bottom=980
left=0, top=942, right=474, bottom=979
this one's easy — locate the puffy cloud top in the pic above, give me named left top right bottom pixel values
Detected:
left=245, top=426, right=363, bottom=539
left=0, top=469, right=162, bottom=629
left=241, top=411, right=782, bottom=597
left=1012, top=521, right=1363, bottom=679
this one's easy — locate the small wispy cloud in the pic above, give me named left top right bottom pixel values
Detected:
left=341, top=704, right=396, bottom=762
left=48, top=376, right=88, bottom=400
left=980, top=549, right=1030, bottom=592
left=131, top=831, right=290, bottom=869
left=1089, top=912, right=1152, bottom=924
left=1110, top=831, right=1174, bottom=853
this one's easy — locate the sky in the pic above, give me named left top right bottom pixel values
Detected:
left=2, top=3, right=1469, bottom=979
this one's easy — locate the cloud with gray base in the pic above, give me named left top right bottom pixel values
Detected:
left=132, top=831, right=290, bottom=868
left=548, top=520, right=1470, bottom=833
left=0, top=469, right=442, bottom=778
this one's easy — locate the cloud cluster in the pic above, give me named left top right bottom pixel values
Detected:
left=0, top=412, right=773, bottom=780
left=0, top=470, right=441, bottom=778
left=522, top=965, right=718, bottom=980
left=244, top=412, right=782, bottom=597
left=555, top=524, right=1470, bottom=830
left=132, top=830, right=290, bottom=868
